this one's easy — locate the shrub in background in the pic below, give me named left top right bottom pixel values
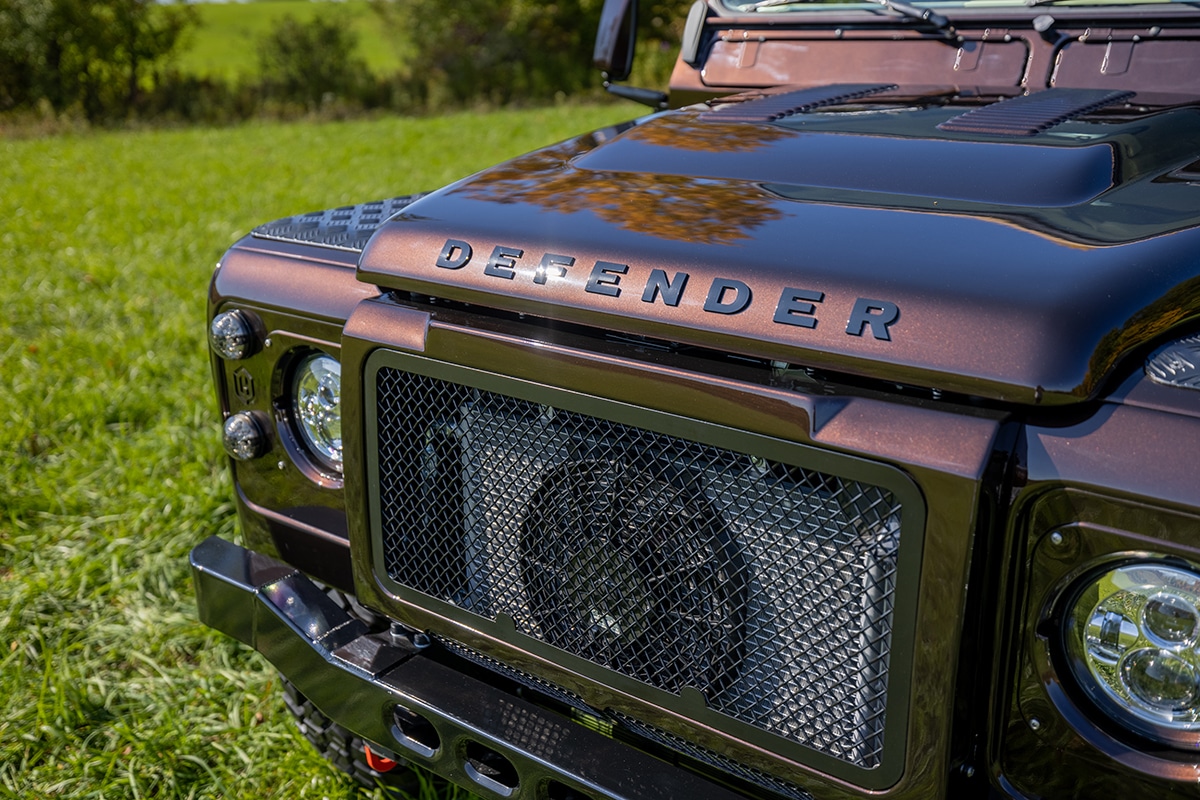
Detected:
left=137, top=70, right=260, bottom=126
left=258, top=13, right=372, bottom=114
left=370, top=0, right=691, bottom=108
left=0, top=0, right=694, bottom=128
left=0, top=0, right=196, bottom=121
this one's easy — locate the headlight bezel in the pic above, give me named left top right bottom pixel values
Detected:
left=1013, top=513, right=1200, bottom=793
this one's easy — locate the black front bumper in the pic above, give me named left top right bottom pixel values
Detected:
left=190, top=536, right=752, bottom=800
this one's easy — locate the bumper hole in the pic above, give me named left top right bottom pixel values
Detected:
left=464, top=741, right=519, bottom=795
left=392, top=704, right=439, bottom=758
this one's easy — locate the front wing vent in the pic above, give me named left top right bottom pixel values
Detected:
left=370, top=360, right=910, bottom=772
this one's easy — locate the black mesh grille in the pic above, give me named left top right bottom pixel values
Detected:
left=437, top=636, right=814, bottom=800
left=613, top=712, right=814, bottom=800
left=374, top=366, right=903, bottom=769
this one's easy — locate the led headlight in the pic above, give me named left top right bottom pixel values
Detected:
left=1063, top=561, right=1200, bottom=745
left=292, top=352, right=342, bottom=472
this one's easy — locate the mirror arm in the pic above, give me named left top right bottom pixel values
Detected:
left=603, top=79, right=669, bottom=110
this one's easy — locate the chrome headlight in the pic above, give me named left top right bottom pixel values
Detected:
left=292, top=353, right=342, bottom=472
left=1063, top=561, right=1200, bottom=745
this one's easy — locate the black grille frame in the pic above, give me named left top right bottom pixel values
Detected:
left=363, top=348, right=925, bottom=788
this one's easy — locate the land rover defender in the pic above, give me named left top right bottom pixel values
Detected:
left=191, top=0, right=1200, bottom=797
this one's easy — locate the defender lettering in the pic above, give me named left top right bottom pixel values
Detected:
left=433, top=237, right=899, bottom=340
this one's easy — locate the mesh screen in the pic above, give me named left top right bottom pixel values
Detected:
left=374, top=366, right=903, bottom=769
left=437, top=635, right=814, bottom=800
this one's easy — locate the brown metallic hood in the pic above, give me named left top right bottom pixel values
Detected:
left=358, top=90, right=1200, bottom=406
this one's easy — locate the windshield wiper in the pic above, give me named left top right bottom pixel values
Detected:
left=875, top=0, right=960, bottom=38
left=744, top=0, right=959, bottom=39
left=742, top=0, right=814, bottom=9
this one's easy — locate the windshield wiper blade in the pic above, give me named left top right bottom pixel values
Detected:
left=745, top=0, right=959, bottom=38
left=743, top=0, right=820, bottom=9
left=875, top=0, right=959, bottom=37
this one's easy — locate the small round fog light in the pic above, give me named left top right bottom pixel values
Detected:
left=292, top=353, right=342, bottom=471
left=209, top=309, right=258, bottom=360
left=1064, top=561, right=1200, bottom=745
left=222, top=412, right=268, bottom=461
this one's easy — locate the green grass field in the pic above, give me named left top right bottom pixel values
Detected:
left=0, top=103, right=632, bottom=799
left=178, top=0, right=406, bottom=82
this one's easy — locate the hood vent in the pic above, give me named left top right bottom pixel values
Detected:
left=937, top=88, right=1134, bottom=136
left=701, top=83, right=897, bottom=123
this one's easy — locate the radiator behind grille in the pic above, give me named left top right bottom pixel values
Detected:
left=373, top=365, right=903, bottom=770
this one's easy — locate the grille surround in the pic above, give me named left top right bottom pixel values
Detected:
left=364, top=348, right=924, bottom=786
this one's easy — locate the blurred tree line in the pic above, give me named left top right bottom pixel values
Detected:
left=0, top=0, right=195, bottom=120
left=369, top=0, right=688, bottom=107
left=0, top=0, right=692, bottom=125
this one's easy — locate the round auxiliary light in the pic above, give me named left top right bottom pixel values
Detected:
left=1063, top=561, right=1200, bottom=745
left=292, top=353, right=342, bottom=472
left=222, top=412, right=268, bottom=461
left=209, top=309, right=258, bottom=360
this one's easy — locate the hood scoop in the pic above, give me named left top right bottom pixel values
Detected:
left=937, top=88, right=1134, bottom=136
left=700, top=83, right=897, bottom=123
left=574, top=115, right=1116, bottom=208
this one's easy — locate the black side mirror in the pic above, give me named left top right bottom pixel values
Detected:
left=594, top=0, right=637, bottom=82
